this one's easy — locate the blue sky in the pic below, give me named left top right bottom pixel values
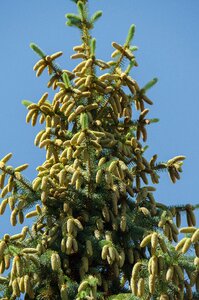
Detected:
left=0, top=0, right=198, bottom=234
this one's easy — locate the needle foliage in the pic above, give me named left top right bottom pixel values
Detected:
left=0, top=1, right=198, bottom=299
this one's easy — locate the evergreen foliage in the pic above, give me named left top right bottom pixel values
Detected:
left=0, top=0, right=198, bottom=299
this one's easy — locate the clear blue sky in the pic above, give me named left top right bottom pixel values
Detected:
left=0, top=0, right=198, bottom=234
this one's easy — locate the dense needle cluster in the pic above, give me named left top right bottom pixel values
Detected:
left=0, top=0, right=198, bottom=299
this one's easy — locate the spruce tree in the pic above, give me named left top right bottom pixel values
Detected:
left=0, top=0, right=198, bottom=299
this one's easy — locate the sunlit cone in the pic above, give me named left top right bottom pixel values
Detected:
left=51, top=253, right=61, bottom=271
